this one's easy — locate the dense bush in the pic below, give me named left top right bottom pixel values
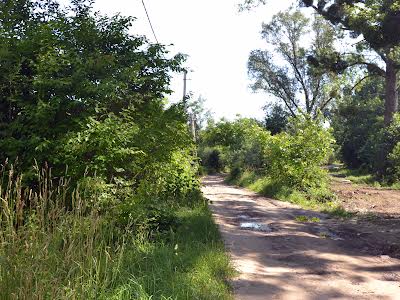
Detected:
left=198, top=147, right=225, bottom=173
left=200, top=118, right=271, bottom=173
left=0, top=0, right=200, bottom=224
left=381, top=114, right=400, bottom=181
left=331, top=79, right=385, bottom=170
left=200, top=115, right=334, bottom=192
left=388, top=142, right=400, bottom=181
left=0, top=1, right=230, bottom=298
left=332, top=78, right=400, bottom=182
left=268, top=116, right=334, bottom=190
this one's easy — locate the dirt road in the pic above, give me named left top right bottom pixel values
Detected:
left=202, top=175, right=400, bottom=300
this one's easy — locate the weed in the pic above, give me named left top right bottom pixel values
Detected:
left=294, top=216, right=321, bottom=223
left=0, top=165, right=234, bottom=299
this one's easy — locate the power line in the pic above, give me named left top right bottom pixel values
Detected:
left=141, top=0, right=159, bottom=44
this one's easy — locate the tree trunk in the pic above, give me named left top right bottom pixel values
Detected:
left=384, top=59, right=399, bottom=126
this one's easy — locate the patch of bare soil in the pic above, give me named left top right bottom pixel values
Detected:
left=203, top=175, right=400, bottom=300
left=331, top=177, right=400, bottom=218
left=331, top=178, right=400, bottom=261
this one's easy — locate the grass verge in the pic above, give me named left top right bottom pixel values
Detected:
left=0, top=170, right=234, bottom=299
left=329, top=165, right=400, bottom=189
left=226, top=170, right=353, bottom=219
left=0, top=204, right=234, bottom=300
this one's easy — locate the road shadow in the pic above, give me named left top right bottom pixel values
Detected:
left=202, top=175, right=400, bottom=300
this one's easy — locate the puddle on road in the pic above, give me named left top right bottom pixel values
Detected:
left=240, top=222, right=272, bottom=232
left=238, top=215, right=251, bottom=220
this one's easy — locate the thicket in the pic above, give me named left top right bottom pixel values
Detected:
left=0, top=1, right=233, bottom=298
left=0, top=0, right=200, bottom=225
left=199, top=116, right=334, bottom=203
left=332, top=78, right=400, bottom=183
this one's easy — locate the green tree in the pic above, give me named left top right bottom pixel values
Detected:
left=248, top=9, right=340, bottom=118
left=331, top=78, right=385, bottom=169
left=263, top=103, right=290, bottom=134
left=242, top=0, right=400, bottom=125
left=0, top=0, right=184, bottom=177
left=302, top=0, right=400, bottom=125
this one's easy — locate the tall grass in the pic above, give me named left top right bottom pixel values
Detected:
left=0, top=163, right=233, bottom=300
left=0, top=163, right=128, bottom=299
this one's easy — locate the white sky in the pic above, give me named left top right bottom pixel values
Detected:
left=90, top=0, right=294, bottom=120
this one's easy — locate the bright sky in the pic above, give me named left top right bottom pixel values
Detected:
left=91, top=0, right=293, bottom=120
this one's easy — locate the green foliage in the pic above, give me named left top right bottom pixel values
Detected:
left=263, top=103, right=289, bottom=134
left=267, top=116, right=334, bottom=190
left=201, top=118, right=271, bottom=172
left=199, top=147, right=225, bottom=174
left=0, top=165, right=234, bottom=299
left=248, top=9, right=340, bottom=117
left=389, top=142, right=400, bottom=181
left=300, top=0, right=400, bottom=125
left=331, top=78, right=385, bottom=169
left=201, top=115, right=334, bottom=197
left=332, top=77, right=400, bottom=182
left=0, top=1, right=233, bottom=298
left=0, top=0, right=200, bottom=226
left=0, top=0, right=185, bottom=181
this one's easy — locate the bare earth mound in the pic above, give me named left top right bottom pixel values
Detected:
left=202, top=175, right=400, bottom=300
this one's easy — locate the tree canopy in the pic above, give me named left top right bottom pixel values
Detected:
left=302, top=0, right=400, bottom=124
left=0, top=0, right=186, bottom=179
left=248, top=9, right=340, bottom=117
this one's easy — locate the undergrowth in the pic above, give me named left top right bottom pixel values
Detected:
left=0, top=166, right=234, bottom=300
left=329, top=166, right=400, bottom=189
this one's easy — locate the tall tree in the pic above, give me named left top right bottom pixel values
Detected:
left=301, top=0, right=400, bottom=125
left=242, top=0, right=400, bottom=124
left=248, top=9, right=340, bottom=118
left=263, top=103, right=290, bottom=134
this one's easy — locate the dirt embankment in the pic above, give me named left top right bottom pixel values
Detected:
left=203, top=175, right=400, bottom=300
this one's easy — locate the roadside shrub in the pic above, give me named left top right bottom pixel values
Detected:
left=388, top=142, right=400, bottom=182
left=200, top=118, right=271, bottom=174
left=200, top=115, right=334, bottom=198
left=267, top=116, right=334, bottom=191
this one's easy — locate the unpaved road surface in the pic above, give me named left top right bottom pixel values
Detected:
left=202, top=175, right=400, bottom=300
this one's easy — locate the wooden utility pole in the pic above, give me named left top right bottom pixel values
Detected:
left=190, top=114, right=197, bottom=143
left=182, top=70, right=197, bottom=144
left=183, top=70, right=188, bottom=105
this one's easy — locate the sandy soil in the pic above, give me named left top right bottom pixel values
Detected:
left=202, top=175, right=400, bottom=300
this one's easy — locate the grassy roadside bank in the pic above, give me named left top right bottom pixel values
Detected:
left=329, top=166, right=400, bottom=189
left=226, top=170, right=352, bottom=218
left=0, top=177, right=234, bottom=300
